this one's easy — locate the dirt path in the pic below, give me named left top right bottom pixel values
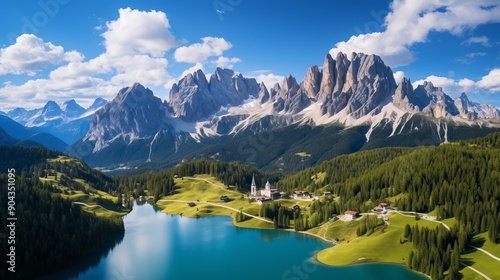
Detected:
left=74, top=201, right=119, bottom=213
left=391, top=210, right=496, bottom=279
left=158, top=199, right=273, bottom=224
left=461, top=263, right=491, bottom=280
left=468, top=245, right=500, bottom=262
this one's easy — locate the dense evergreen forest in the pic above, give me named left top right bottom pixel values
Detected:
left=0, top=146, right=124, bottom=279
left=2, top=132, right=500, bottom=279
left=273, top=133, right=500, bottom=279
left=274, top=134, right=500, bottom=240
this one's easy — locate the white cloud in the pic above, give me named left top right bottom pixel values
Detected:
left=0, top=9, right=178, bottom=111
left=179, top=63, right=205, bottom=79
left=174, top=37, right=233, bottom=64
left=0, top=34, right=81, bottom=76
left=330, top=0, right=500, bottom=67
left=412, top=70, right=500, bottom=98
left=102, top=8, right=178, bottom=57
left=213, top=56, right=241, bottom=69
left=393, top=70, right=406, bottom=85
left=461, top=36, right=491, bottom=47
left=253, top=73, right=285, bottom=90
left=477, top=68, right=500, bottom=92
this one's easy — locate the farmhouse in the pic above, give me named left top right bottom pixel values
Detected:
left=344, top=210, right=358, bottom=221
left=374, top=202, right=390, bottom=212
left=256, top=197, right=273, bottom=205
left=293, top=191, right=310, bottom=199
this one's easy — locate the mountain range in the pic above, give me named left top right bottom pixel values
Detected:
left=0, top=115, right=69, bottom=151
left=6, top=97, right=107, bottom=145
left=64, top=52, right=500, bottom=172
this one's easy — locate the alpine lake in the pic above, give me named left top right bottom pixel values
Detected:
left=42, top=201, right=426, bottom=280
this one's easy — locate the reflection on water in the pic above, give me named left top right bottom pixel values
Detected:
left=36, top=231, right=124, bottom=280
left=42, top=201, right=426, bottom=280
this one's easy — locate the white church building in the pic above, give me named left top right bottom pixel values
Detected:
left=250, top=175, right=280, bottom=200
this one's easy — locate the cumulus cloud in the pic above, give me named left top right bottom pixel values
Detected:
left=0, top=34, right=82, bottom=76
left=412, top=69, right=500, bottom=98
left=214, top=56, right=241, bottom=69
left=393, top=71, right=406, bottom=85
left=0, top=8, right=178, bottom=110
left=102, top=8, right=178, bottom=57
left=330, top=0, right=500, bottom=67
left=477, top=68, right=500, bottom=92
left=254, top=73, right=285, bottom=90
left=174, top=37, right=234, bottom=64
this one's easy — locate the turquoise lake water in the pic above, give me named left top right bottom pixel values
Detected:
left=43, top=201, right=426, bottom=280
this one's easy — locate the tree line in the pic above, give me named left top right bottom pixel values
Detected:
left=0, top=161, right=124, bottom=279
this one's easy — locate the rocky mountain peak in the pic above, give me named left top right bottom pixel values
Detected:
left=42, top=101, right=63, bottom=118
left=61, top=99, right=85, bottom=118
left=454, top=92, right=500, bottom=120
left=319, top=52, right=396, bottom=117
left=317, top=54, right=335, bottom=102
left=258, top=82, right=270, bottom=104
left=413, top=81, right=458, bottom=118
left=88, top=97, right=108, bottom=111
left=170, top=68, right=259, bottom=122
left=86, top=83, right=169, bottom=151
left=393, top=77, right=420, bottom=112
left=301, top=65, right=322, bottom=99
left=114, top=83, right=155, bottom=108
left=281, top=75, right=300, bottom=93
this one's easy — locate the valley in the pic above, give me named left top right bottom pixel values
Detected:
left=2, top=2, right=500, bottom=279
left=1, top=132, right=500, bottom=279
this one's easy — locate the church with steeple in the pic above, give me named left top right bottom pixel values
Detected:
left=250, top=175, right=280, bottom=200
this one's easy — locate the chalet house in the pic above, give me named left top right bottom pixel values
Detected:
left=374, top=202, right=390, bottom=212
left=293, top=191, right=310, bottom=199
left=256, top=197, right=273, bottom=205
left=220, top=195, right=230, bottom=202
left=280, top=192, right=289, bottom=199
left=187, top=202, right=196, bottom=207
left=344, top=210, right=358, bottom=221
left=291, top=204, right=301, bottom=211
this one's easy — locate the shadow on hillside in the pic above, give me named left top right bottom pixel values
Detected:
left=469, top=236, right=486, bottom=248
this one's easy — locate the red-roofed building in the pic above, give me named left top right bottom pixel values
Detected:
left=344, top=210, right=358, bottom=221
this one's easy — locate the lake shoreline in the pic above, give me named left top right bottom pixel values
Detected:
left=157, top=201, right=429, bottom=279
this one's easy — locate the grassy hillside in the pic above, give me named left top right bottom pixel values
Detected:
left=0, top=146, right=125, bottom=279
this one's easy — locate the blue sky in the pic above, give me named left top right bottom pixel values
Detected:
left=0, top=0, right=499, bottom=111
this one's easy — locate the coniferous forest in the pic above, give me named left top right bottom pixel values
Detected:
left=0, top=147, right=124, bottom=279
left=1, top=132, right=500, bottom=279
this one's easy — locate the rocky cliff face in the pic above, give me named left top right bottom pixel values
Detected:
left=319, top=53, right=397, bottom=118
left=85, top=83, right=171, bottom=152
left=454, top=92, right=500, bottom=120
left=70, top=51, right=500, bottom=170
left=393, top=77, right=420, bottom=112
left=272, top=75, right=311, bottom=114
left=169, top=68, right=260, bottom=122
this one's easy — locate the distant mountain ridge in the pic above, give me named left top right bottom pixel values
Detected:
left=0, top=116, right=68, bottom=151
left=6, top=97, right=107, bottom=144
left=64, top=51, right=500, bottom=171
